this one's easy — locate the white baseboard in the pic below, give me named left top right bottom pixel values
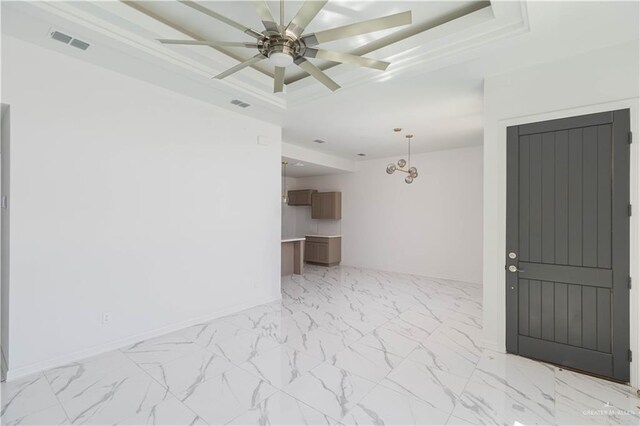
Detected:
left=5, top=294, right=281, bottom=382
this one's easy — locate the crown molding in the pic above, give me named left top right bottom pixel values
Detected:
left=28, top=1, right=287, bottom=110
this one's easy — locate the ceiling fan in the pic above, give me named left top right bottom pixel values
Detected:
left=158, top=0, right=412, bottom=93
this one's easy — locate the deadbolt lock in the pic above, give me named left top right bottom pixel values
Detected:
left=508, top=252, right=517, bottom=259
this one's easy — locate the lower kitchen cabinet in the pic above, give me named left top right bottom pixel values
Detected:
left=304, top=236, right=341, bottom=266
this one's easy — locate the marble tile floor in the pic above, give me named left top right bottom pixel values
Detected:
left=2, top=265, right=639, bottom=425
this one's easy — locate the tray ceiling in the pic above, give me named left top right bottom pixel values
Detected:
left=8, top=2, right=635, bottom=159
left=7, top=0, right=527, bottom=108
left=124, top=0, right=491, bottom=84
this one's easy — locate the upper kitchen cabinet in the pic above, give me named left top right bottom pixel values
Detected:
left=311, top=192, right=342, bottom=219
left=287, top=189, right=317, bottom=206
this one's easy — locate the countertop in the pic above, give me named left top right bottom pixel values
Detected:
left=305, top=235, right=342, bottom=238
left=281, top=237, right=306, bottom=243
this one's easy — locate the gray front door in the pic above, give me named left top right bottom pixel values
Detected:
left=506, top=109, right=630, bottom=382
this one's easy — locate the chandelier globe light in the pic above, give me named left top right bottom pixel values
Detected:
left=386, top=128, right=419, bottom=184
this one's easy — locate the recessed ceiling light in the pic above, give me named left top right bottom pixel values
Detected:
left=313, top=139, right=326, bottom=144
left=357, top=153, right=367, bottom=157
left=293, top=162, right=305, bottom=167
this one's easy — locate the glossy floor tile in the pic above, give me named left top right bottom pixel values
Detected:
left=2, top=265, right=639, bottom=425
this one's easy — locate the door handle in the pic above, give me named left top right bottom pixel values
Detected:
left=508, top=265, right=524, bottom=273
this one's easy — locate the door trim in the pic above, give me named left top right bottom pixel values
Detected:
left=611, top=109, right=631, bottom=379
left=489, top=98, right=639, bottom=388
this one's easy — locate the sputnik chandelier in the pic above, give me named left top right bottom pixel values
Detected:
left=386, top=128, right=419, bottom=184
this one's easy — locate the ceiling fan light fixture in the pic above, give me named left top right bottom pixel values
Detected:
left=268, top=51, right=294, bottom=67
left=166, top=0, right=412, bottom=93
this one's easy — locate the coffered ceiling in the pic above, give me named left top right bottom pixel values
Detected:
left=2, top=1, right=639, bottom=160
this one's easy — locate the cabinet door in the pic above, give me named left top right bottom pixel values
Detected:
left=288, top=190, right=315, bottom=206
left=311, top=193, right=329, bottom=219
left=304, top=241, right=330, bottom=263
left=316, top=243, right=329, bottom=263
left=332, top=193, right=342, bottom=219
left=287, top=191, right=301, bottom=205
left=311, top=192, right=341, bottom=219
left=311, top=194, right=322, bottom=218
left=321, top=194, right=332, bottom=218
left=304, top=242, right=317, bottom=262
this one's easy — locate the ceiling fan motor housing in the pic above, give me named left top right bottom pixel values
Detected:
left=260, top=32, right=304, bottom=67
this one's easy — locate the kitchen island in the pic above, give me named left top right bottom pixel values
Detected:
left=281, top=237, right=305, bottom=276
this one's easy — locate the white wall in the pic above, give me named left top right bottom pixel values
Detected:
left=281, top=177, right=300, bottom=238
left=295, top=146, right=483, bottom=283
left=1, top=36, right=282, bottom=379
left=482, top=40, right=640, bottom=387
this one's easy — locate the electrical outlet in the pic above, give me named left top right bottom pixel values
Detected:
left=102, top=312, right=112, bottom=325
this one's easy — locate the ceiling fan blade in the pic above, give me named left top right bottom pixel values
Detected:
left=304, top=48, right=390, bottom=71
left=252, top=1, right=279, bottom=33
left=286, top=0, right=328, bottom=37
left=274, top=67, right=285, bottom=93
left=302, top=10, right=412, bottom=46
left=179, top=0, right=264, bottom=39
left=214, top=54, right=266, bottom=79
left=294, top=57, right=340, bottom=91
left=158, top=39, right=259, bottom=48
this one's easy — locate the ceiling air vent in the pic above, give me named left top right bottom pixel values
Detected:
left=51, top=31, right=72, bottom=44
left=313, top=139, right=326, bottom=144
left=230, top=99, right=250, bottom=108
left=70, top=39, right=90, bottom=51
left=50, top=30, right=90, bottom=51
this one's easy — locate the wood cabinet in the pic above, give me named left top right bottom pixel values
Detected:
left=304, top=236, right=341, bottom=266
left=287, top=189, right=317, bottom=206
left=311, top=192, right=342, bottom=219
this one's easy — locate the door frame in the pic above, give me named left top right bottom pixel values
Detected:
left=489, top=97, right=639, bottom=388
